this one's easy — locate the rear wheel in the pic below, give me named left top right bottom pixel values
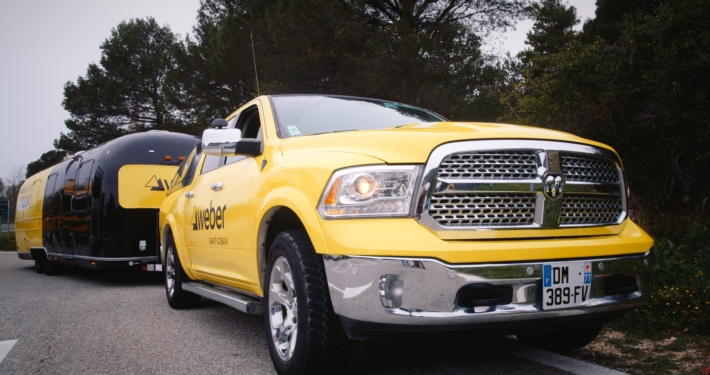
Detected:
left=264, top=230, right=352, bottom=375
left=517, top=323, right=603, bottom=352
left=43, top=257, right=61, bottom=276
left=34, top=254, right=45, bottom=274
left=164, top=235, right=201, bottom=309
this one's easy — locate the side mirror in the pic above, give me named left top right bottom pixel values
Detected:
left=202, top=128, right=242, bottom=156
left=201, top=128, right=265, bottom=157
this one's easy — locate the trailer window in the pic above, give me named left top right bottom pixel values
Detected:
left=75, top=160, right=94, bottom=196
left=44, top=173, right=58, bottom=207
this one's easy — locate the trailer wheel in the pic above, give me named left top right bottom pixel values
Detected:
left=263, top=230, right=351, bottom=375
left=34, top=254, right=45, bottom=274
left=517, top=323, right=603, bottom=352
left=164, top=235, right=201, bottom=309
left=44, top=257, right=61, bottom=276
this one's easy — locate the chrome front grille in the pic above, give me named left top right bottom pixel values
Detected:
left=561, top=153, right=619, bottom=183
left=417, top=140, right=627, bottom=234
left=429, top=193, right=536, bottom=227
left=561, top=194, right=623, bottom=225
left=438, top=150, right=537, bottom=180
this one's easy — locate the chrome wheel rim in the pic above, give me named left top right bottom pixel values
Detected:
left=165, top=246, right=176, bottom=297
left=268, top=256, right=298, bottom=361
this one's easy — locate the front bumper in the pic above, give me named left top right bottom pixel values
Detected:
left=324, top=252, right=649, bottom=338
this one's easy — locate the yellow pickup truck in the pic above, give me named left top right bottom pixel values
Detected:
left=159, top=95, right=653, bottom=374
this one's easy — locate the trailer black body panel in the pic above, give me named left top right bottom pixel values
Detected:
left=41, top=131, right=199, bottom=270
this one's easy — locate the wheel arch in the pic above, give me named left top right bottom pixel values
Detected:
left=29, top=247, right=47, bottom=260
left=256, top=187, right=328, bottom=290
left=161, top=214, right=197, bottom=279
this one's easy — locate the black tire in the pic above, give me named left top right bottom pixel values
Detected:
left=164, top=234, right=201, bottom=309
left=34, top=254, right=45, bottom=274
left=43, top=258, right=61, bottom=276
left=263, top=230, right=352, bottom=375
left=517, top=323, right=603, bottom=352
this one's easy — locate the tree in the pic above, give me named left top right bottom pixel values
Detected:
left=505, top=0, right=710, bottom=217
left=581, top=0, right=661, bottom=43
left=26, top=150, right=67, bottom=178
left=519, top=0, right=578, bottom=64
left=57, top=18, right=178, bottom=153
left=165, top=0, right=265, bottom=130
left=166, top=0, right=527, bottom=123
left=338, top=0, right=527, bottom=118
left=3, top=166, right=26, bottom=211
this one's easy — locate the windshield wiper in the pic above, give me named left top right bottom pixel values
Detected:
left=307, top=129, right=359, bottom=136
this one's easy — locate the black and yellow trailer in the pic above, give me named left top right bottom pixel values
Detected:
left=15, top=131, right=198, bottom=274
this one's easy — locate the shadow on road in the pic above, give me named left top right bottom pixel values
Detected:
left=18, top=262, right=164, bottom=287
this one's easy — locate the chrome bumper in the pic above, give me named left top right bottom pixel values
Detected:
left=323, top=253, right=650, bottom=326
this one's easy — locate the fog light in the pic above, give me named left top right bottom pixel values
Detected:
left=379, top=274, right=404, bottom=308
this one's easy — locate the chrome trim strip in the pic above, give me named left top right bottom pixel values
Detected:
left=47, top=253, right=158, bottom=262
left=331, top=252, right=649, bottom=268
left=324, top=253, right=649, bottom=326
left=415, top=140, right=626, bottom=237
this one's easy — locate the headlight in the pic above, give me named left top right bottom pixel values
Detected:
left=318, top=165, right=422, bottom=218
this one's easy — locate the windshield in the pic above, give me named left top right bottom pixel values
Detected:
left=270, top=96, right=446, bottom=138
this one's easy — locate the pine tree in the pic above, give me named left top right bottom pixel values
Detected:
left=26, top=150, right=67, bottom=178
left=57, top=18, right=178, bottom=153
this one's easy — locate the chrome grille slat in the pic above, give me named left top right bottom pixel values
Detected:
left=560, top=194, right=623, bottom=225
left=429, top=193, right=536, bottom=227
left=438, top=150, right=537, bottom=180
left=417, top=140, right=627, bottom=235
left=561, top=154, right=619, bottom=183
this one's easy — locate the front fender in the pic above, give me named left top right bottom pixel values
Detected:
left=163, top=214, right=198, bottom=280
left=257, top=186, right=327, bottom=254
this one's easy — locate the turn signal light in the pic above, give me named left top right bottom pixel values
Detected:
left=324, top=177, right=341, bottom=205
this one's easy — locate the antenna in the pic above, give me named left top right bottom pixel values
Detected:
left=251, top=31, right=260, bottom=96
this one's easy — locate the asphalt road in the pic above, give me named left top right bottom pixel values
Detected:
left=0, top=252, right=601, bottom=375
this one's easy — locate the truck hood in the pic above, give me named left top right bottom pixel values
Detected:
left=280, top=122, right=615, bottom=163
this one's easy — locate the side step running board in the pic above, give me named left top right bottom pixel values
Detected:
left=183, top=282, right=263, bottom=315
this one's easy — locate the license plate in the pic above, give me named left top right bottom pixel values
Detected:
left=542, top=261, right=592, bottom=310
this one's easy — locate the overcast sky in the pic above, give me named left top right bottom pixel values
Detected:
left=0, top=0, right=596, bottom=182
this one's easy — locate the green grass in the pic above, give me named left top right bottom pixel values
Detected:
left=616, top=220, right=710, bottom=335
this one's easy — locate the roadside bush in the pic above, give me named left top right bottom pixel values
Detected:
left=0, top=233, right=16, bottom=251
left=616, top=221, right=710, bottom=334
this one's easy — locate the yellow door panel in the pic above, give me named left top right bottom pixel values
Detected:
left=184, top=157, right=260, bottom=286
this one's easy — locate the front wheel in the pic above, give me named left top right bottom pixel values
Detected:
left=264, top=230, right=351, bottom=375
left=164, top=235, right=201, bottom=309
left=517, top=323, right=603, bottom=352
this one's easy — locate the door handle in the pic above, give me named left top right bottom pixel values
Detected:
left=185, top=191, right=194, bottom=198
left=210, top=182, right=223, bottom=191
